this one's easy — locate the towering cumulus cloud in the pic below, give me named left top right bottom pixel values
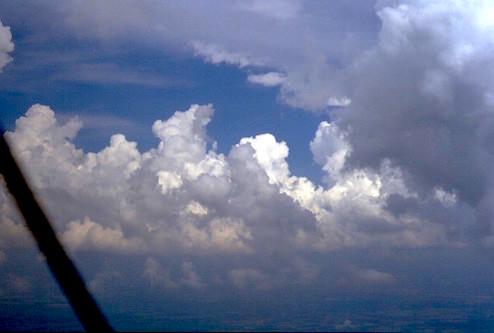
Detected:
left=1, top=104, right=315, bottom=257
left=0, top=100, right=459, bottom=262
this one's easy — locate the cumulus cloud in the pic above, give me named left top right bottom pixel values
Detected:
left=61, top=217, right=144, bottom=253
left=310, top=121, right=350, bottom=181
left=0, top=18, right=14, bottom=72
left=239, top=134, right=290, bottom=186
left=1, top=103, right=312, bottom=258
left=0, top=101, right=466, bottom=304
left=1, top=100, right=463, bottom=264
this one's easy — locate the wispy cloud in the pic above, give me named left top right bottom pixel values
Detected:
left=51, top=63, right=181, bottom=87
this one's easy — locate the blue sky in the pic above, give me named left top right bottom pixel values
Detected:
left=2, top=1, right=494, bottom=331
left=0, top=19, right=328, bottom=181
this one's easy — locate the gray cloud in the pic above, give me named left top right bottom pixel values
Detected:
left=0, top=18, right=14, bottom=72
left=327, top=0, right=494, bottom=245
left=0, top=0, right=379, bottom=111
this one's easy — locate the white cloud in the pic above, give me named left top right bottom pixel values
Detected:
left=434, top=188, right=457, bottom=207
left=184, top=201, right=208, bottom=216
left=0, top=18, right=14, bottom=72
left=157, top=171, right=183, bottom=194
left=247, top=72, right=286, bottom=87
left=61, top=217, right=144, bottom=253
left=208, top=217, right=252, bottom=253
left=2, top=99, right=463, bottom=260
left=310, top=121, right=349, bottom=180
left=191, top=41, right=263, bottom=68
left=327, top=96, right=351, bottom=108
left=86, top=134, right=141, bottom=178
left=239, top=134, right=290, bottom=186
left=179, top=216, right=252, bottom=253
left=5, top=104, right=83, bottom=189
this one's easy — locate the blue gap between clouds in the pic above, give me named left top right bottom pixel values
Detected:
left=0, top=37, right=327, bottom=184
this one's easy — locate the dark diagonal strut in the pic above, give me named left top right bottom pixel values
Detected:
left=0, top=128, right=113, bottom=332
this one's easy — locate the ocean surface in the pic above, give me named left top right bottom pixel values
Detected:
left=2, top=291, right=494, bottom=332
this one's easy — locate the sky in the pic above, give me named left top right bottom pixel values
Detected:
left=2, top=0, right=494, bottom=331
